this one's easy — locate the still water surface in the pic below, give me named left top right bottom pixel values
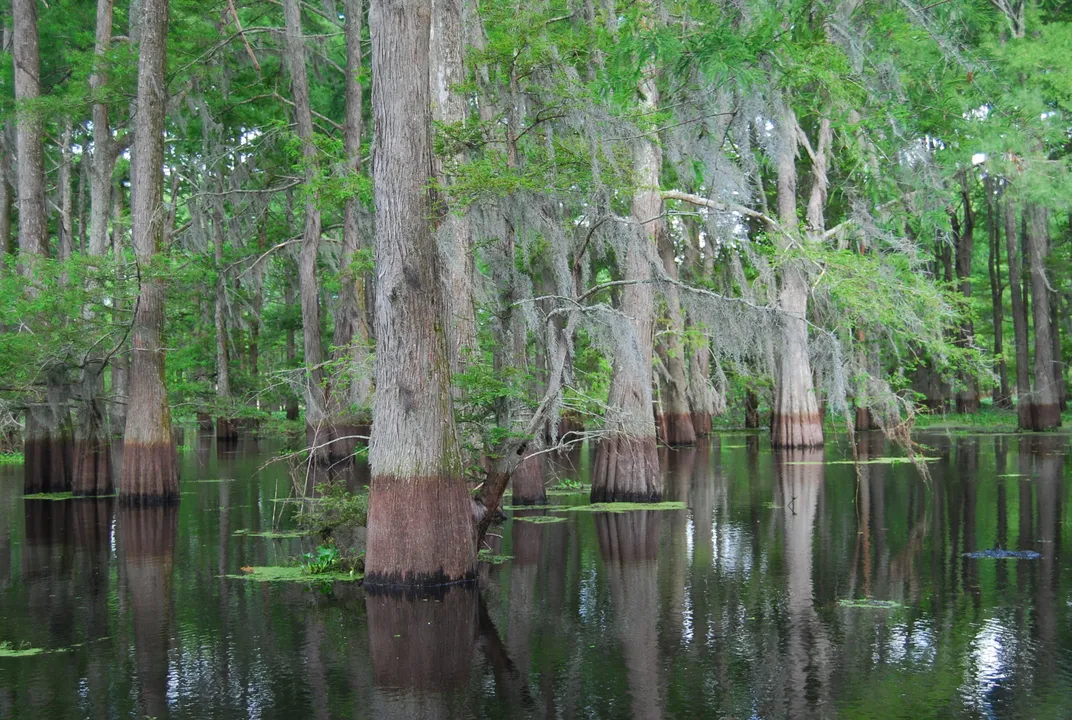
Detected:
left=0, top=432, right=1070, bottom=719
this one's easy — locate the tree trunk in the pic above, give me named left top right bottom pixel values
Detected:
left=364, top=0, right=475, bottom=587
left=951, top=174, right=978, bottom=413
left=283, top=0, right=331, bottom=460
left=510, top=453, right=547, bottom=506
left=592, top=49, right=662, bottom=502
left=744, top=388, right=760, bottom=429
left=327, top=0, right=372, bottom=461
left=110, top=182, right=130, bottom=434
left=655, top=232, right=696, bottom=446
left=1025, top=205, right=1060, bottom=430
left=212, top=192, right=236, bottom=441
left=57, top=120, right=75, bottom=261
left=12, top=0, right=48, bottom=260
left=986, top=180, right=1009, bottom=406
left=121, top=0, right=178, bottom=503
left=284, top=275, right=300, bottom=421
left=89, top=0, right=119, bottom=257
left=1051, top=293, right=1065, bottom=412
left=430, top=0, right=477, bottom=379
left=771, top=98, right=822, bottom=448
left=1004, top=197, right=1032, bottom=429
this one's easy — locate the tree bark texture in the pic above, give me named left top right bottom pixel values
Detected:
left=951, top=175, right=978, bottom=413
left=12, top=0, right=48, bottom=260
left=121, top=0, right=178, bottom=503
left=1025, top=205, right=1060, bottom=430
left=510, top=453, right=547, bottom=506
left=1004, top=197, right=1032, bottom=429
left=986, top=181, right=1009, bottom=406
left=212, top=193, right=236, bottom=441
left=283, top=0, right=331, bottom=459
left=655, top=231, right=696, bottom=446
left=365, top=0, right=475, bottom=587
left=771, top=98, right=823, bottom=448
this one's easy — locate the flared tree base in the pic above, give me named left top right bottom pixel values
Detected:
left=1022, top=403, right=1062, bottom=432
left=955, top=395, right=980, bottom=414
left=24, top=436, right=73, bottom=494
left=656, top=412, right=697, bottom=446
left=216, top=418, right=238, bottom=443
left=364, top=474, right=476, bottom=588
left=511, top=454, right=547, bottom=506
left=771, top=412, right=824, bottom=449
left=691, top=412, right=712, bottom=437
left=72, top=440, right=114, bottom=496
left=854, top=406, right=876, bottom=432
left=120, top=442, right=179, bottom=505
left=591, top=435, right=661, bottom=503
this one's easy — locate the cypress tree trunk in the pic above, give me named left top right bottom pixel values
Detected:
left=284, top=275, right=300, bottom=421
left=770, top=98, right=822, bottom=448
left=986, top=180, right=1009, bottom=406
left=12, top=0, right=47, bottom=260
left=592, top=44, right=662, bottom=502
left=1004, top=197, right=1032, bottom=429
left=1025, top=205, right=1060, bottom=430
left=364, top=0, right=475, bottom=587
left=951, top=175, right=979, bottom=413
left=283, top=0, right=331, bottom=461
left=212, top=192, right=236, bottom=441
left=510, top=454, right=547, bottom=506
left=327, top=0, right=373, bottom=460
left=655, top=231, right=696, bottom=446
left=121, top=0, right=178, bottom=503
left=109, top=184, right=130, bottom=434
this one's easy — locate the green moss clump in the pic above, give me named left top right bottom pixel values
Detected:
left=514, top=515, right=567, bottom=524
left=225, top=566, right=361, bottom=583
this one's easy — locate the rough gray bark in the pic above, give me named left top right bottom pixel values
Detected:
left=283, top=0, right=330, bottom=459
left=121, top=0, right=178, bottom=503
left=1004, top=198, right=1032, bottom=429
left=12, top=0, right=47, bottom=260
left=655, top=229, right=696, bottom=446
left=57, top=120, right=75, bottom=261
left=1025, top=204, right=1060, bottom=429
left=89, top=0, right=122, bottom=258
left=986, top=179, right=1009, bottom=406
left=951, top=174, right=978, bottom=413
left=364, top=0, right=475, bottom=587
left=771, top=98, right=823, bottom=448
left=430, top=0, right=477, bottom=378
left=109, top=181, right=130, bottom=434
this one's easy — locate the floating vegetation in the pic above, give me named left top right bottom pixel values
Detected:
left=838, top=598, right=904, bottom=610
left=478, top=550, right=513, bottom=564
left=232, top=529, right=305, bottom=539
left=514, top=515, right=567, bottom=524
left=963, top=549, right=1040, bottom=560
left=0, top=452, right=24, bottom=465
left=998, top=473, right=1028, bottom=478
left=503, top=504, right=560, bottom=511
left=225, top=566, right=361, bottom=583
left=0, top=641, right=47, bottom=658
left=23, top=492, right=116, bottom=501
left=563, top=501, right=687, bottom=513
left=786, top=457, right=937, bottom=466
left=761, top=502, right=782, bottom=509
left=185, top=478, right=238, bottom=484
left=176, top=444, right=192, bottom=453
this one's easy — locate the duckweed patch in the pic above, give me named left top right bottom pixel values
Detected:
left=226, top=566, right=361, bottom=583
left=0, top=642, right=47, bottom=658
left=514, top=515, right=567, bottom=524
left=564, top=501, right=687, bottom=513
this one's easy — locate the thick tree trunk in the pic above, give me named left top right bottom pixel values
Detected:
left=510, top=453, right=547, bottom=506
left=986, top=181, right=1009, bottom=406
left=592, top=58, right=662, bottom=501
left=744, top=388, right=760, bottom=429
left=12, top=0, right=47, bottom=260
left=1004, top=198, right=1032, bottom=428
left=1051, top=295, right=1065, bottom=412
left=951, top=175, right=978, bottom=413
left=121, top=0, right=178, bottom=503
left=687, top=333, right=715, bottom=436
left=24, top=376, right=75, bottom=494
left=72, top=360, right=114, bottom=496
left=89, top=0, right=118, bottom=258
left=57, top=120, right=75, bottom=261
left=771, top=99, right=823, bottom=448
left=364, top=0, right=475, bottom=587
left=1025, top=205, right=1060, bottom=430
left=283, top=0, right=331, bottom=460
left=430, top=0, right=477, bottom=379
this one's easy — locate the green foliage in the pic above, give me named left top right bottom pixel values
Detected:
left=294, top=483, right=369, bottom=541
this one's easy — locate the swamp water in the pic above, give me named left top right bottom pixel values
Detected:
left=0, top=432, right=1070, bottom=718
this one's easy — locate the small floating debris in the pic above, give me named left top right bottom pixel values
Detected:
left=514, top=515, right=567, bottom=524
left=838, top=598, right=904, bottom=610
left=788, top=457, right=938, bottom=466
left=963, top=548, right=1040, bottom=560
left=232, top=529, right=305, bottom=539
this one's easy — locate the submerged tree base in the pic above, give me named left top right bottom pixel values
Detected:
left=510, top=454, right=547, bottom=505
left=770, top=412, right=824, bottom=449
left=656, top=412, right=697, bottom=446
left=363, top=474, right=476, bottom=589
left=592, top=436, right=661, bottom=503
left=120, top=442, right=179, bottom=504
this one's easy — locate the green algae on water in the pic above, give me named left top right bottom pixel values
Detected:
left=23, top=492, right=117, bottom=501
left=0, top=642, right=46, bottom=658
left=787, top=457, right=937, bottom=466
left=478, top=549, right=513, bottom=564
left=232, top=529, right=305, bottom=539
left=225, top=566, right=361, bottom=583
left=838, top=598, right=904, bottom=610
left=563, top=501, right=687, bottom=513
left=514, top=515, right=567, bottom=524
left=186, top=478, right=238, bottom=484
